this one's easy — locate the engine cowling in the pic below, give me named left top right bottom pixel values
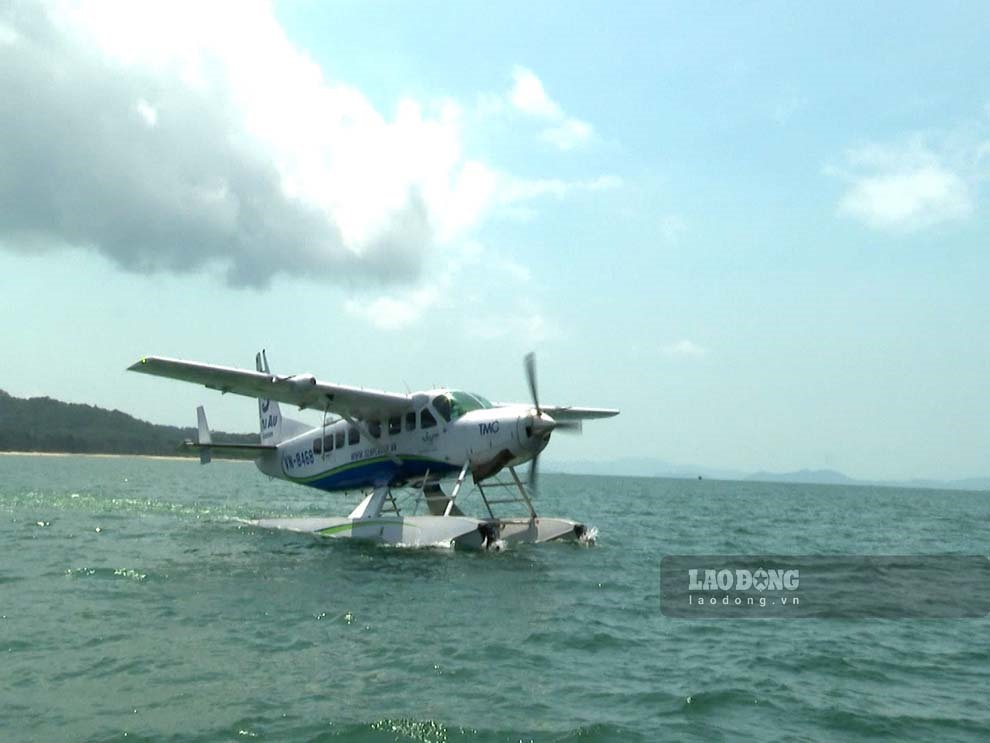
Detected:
left=286, top=373, right=317, bottom=391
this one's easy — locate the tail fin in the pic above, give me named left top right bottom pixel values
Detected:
left=255, top=349, right=310, bottom=444
left=185, top=404, right=277, bottom=463
left=256, top=349, right=285, bottom=444
left=196, top=405, right=212, bottom=464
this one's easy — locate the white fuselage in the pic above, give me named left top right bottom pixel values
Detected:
left=256, top=393, right=548, bottom=492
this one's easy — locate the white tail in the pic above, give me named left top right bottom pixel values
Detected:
left=256, top=349, right=284, bottom=444
left=196, top=405, right=212, bottom=464
left=255, top=350, right=309, bottom=444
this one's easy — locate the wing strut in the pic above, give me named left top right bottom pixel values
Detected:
left=443, top=460, right=472, bottom=516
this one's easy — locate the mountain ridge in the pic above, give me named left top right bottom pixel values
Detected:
left=0, top=388, right=258, bottom=458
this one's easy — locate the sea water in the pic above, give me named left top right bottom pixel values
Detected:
left=1, top=454, right=988, bottom=742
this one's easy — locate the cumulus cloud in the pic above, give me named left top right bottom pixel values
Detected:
left=499, top=175, right=622, bottom=204
left=346, top=243, right=548, bottom=338
left=344, top=287, right=440, bottom=331
left=0, top=0, right=620, bottom=350
left=462, top=301, right=555, bottom=345
left=2, top=2, right=591, bottom=289
left=831, top=139, right=974, bottom=233
left=509, top=66, right=593, bottom=150
left=0, top=2, right=465, bottom=286
left=661, top=340, right=708, bottom=358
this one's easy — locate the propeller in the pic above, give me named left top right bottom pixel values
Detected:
left=524, top=352, right=540, bottom=416
left=523, top=352, right=581, bottom=493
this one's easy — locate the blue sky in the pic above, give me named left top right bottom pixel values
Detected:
left=1, top=1, right=988, bottom=480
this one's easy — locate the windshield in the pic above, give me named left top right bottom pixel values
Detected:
left=432, top=391, right=493, bottom=421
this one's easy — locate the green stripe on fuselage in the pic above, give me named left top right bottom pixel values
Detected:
left=284, top=454, right=447, bottom=484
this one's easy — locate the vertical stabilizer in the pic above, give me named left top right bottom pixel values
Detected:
left=256, top=349, right=286, bottom=445
left=196, top=405, right=212, bottom=465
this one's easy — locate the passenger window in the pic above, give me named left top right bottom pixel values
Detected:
left=432, top=395, right=452, bottom=422
left=369, top=419, right=381, bottom=437
left=323, top=434, right=333, bottom=451
left=335, top=430, right=345, bottom=449
left=420, top=409, right=437, bottom=429
left=348, top=427, right=359, bottom=445
left=388, top=415, right=401, bottom=435
left=405, top=412, right=416, bottom=431
left=312, top=438, right=322, bottom=455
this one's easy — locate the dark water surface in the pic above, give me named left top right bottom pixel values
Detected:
left=1, top=455, right=988, bottom=742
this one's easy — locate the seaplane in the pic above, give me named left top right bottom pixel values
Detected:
left=128, top=351, right=618, bottom=549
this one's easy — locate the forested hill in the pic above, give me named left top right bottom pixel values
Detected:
left=0, top=389, right=258, bottom=457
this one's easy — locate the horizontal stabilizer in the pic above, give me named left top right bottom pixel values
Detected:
left=181, top=440, right=277, bottom=459
left=188, top=405, right=274, bottom=464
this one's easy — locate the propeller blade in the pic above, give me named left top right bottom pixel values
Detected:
left=530, top=417, right=582, bottom=436
left=528, top=452, right=539, bottom=493
left=553, top=420, right=583, bottom=434
left=524, top=352, right=540, bottom=415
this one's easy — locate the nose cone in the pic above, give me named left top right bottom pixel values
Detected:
left=517, top=409, right=556, bottom=453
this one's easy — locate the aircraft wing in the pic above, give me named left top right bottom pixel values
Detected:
left=492, top=403, right=619, bottom=420
left=128, top=356, right=414, bottom=419
left=541, top=406, right=619, bottom=421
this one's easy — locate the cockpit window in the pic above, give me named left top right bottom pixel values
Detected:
left=438, top=391, right=494, bottom=421
left=455, top=391, right=492, bottom=412
left=432, top=395, right=452, bottom=422
left=420, top=409, right=437, bottom=429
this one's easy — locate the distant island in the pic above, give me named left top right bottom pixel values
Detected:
left=0, top=389, right=258, bottom=459
left=546, top=458, right=990, bottom=492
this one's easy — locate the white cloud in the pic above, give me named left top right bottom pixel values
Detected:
left=463, top=301, right=556, bottom=345
left=541, top=119, right=593, bottom=151
left=344, top=243, right=546, bottom=336
left=343, top=242, right=466, bottom=330
left=0, top=20, right=18, bottom=45
left=661, top=340, right=708, bottom=358
left=831, top=140, right=974, bottom=232
left=508, top=66, right=593, bottom=150
left=499, top=175, right=622, bottom=204
left=344, top=287, right=439, bottom=331
left=0, top=2, right=616, bottom=341
left=0, top=2, right=524, bottom=286
left=134, top=98, right=158, bottom=127
left=509, top=67, right=562, bottom=119
left=839, top=167, right=971, bottom=232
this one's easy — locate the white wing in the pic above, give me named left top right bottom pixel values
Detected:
left=491, top=403, right=619, bottom=420
left=541, top=406, right=619, bottom=421
left=129, top=356, right=413, bottom=419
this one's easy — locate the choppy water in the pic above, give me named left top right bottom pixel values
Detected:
left=1, top=454, right=988, bottom=742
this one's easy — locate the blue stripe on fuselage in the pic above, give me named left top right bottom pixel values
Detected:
left=300, top=457, right=461, bottom=492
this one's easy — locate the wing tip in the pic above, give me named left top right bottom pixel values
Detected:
left=127, top=356, right=149, bottom=372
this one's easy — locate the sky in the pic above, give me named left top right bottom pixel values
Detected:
left=1, top=0, right=989, bottom=481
